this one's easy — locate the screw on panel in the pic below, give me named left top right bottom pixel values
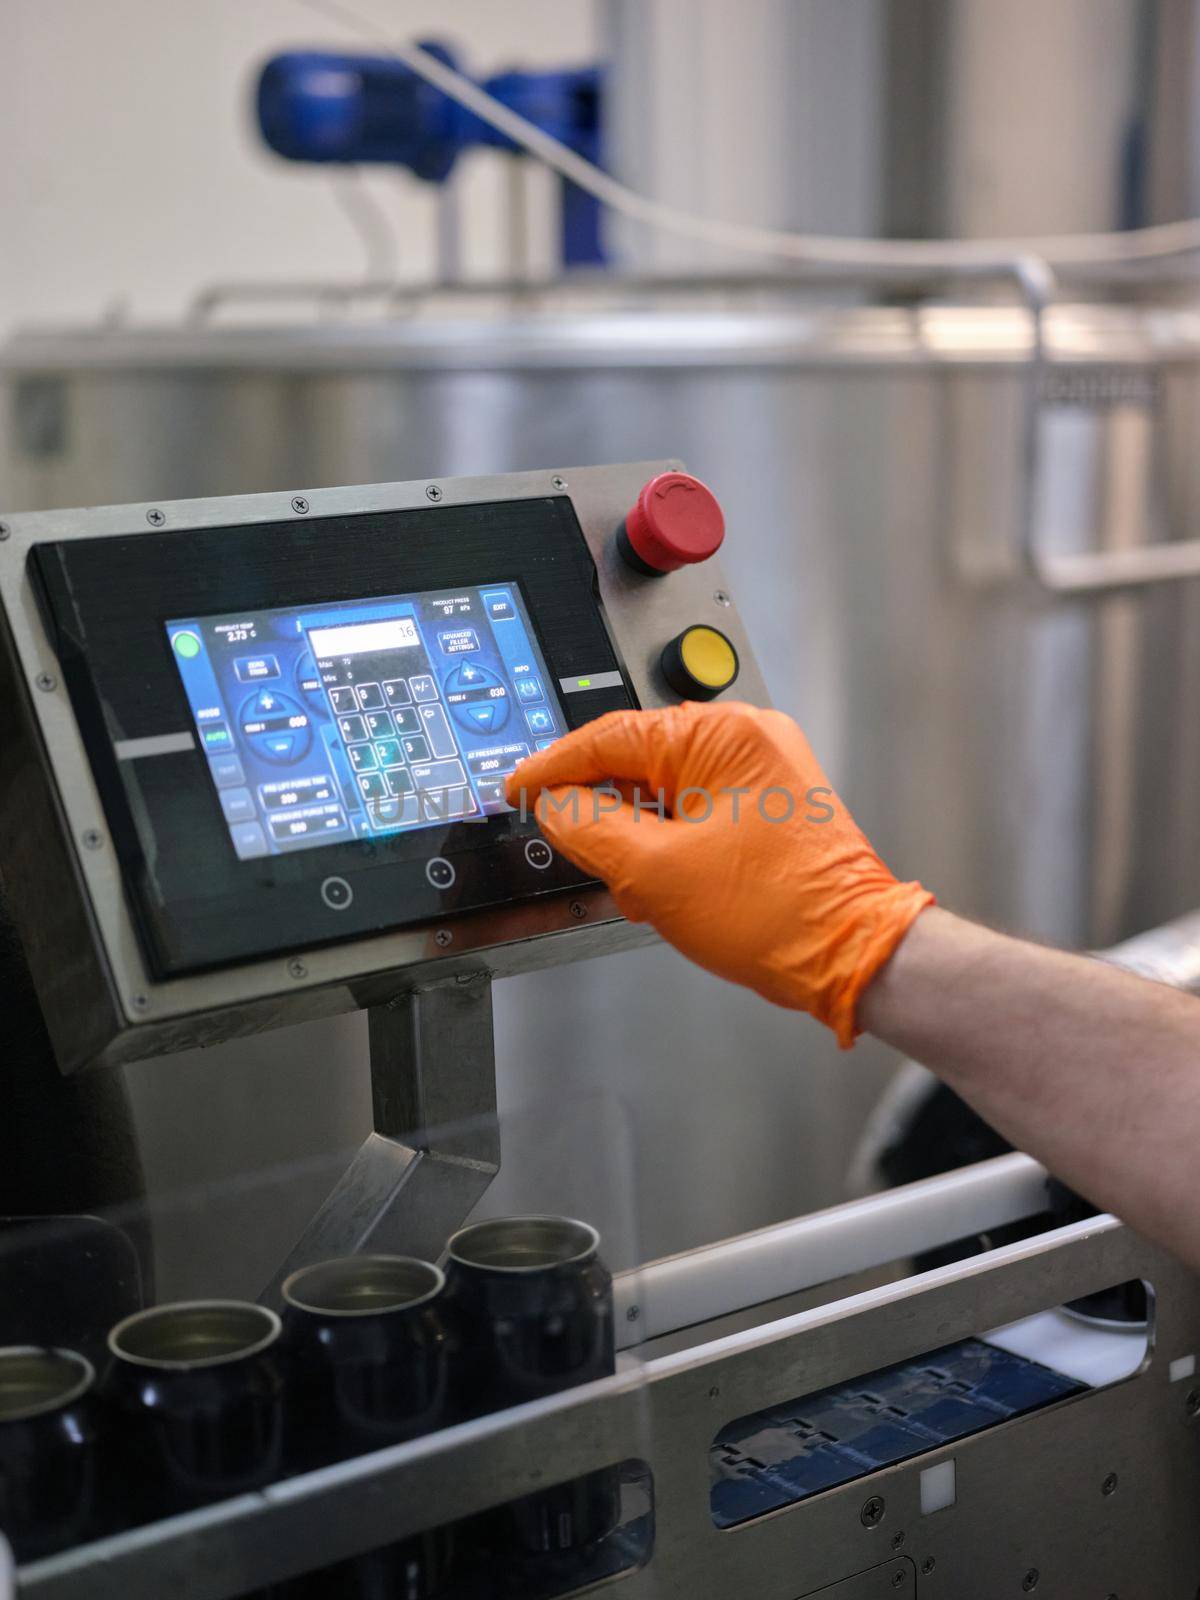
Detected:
left=860, top=1496, right=885, bottom=1528
left=892, top=1575, right=905, bottom=1589
left=890, top=1532, right=905, bottom=1551
left=625, top=1305, right=640, bottom=1323
left=713, top=589, right=732, bottom=606
left=291, top=496, right=310, bottom=514
left=569, top=901, right=588, bottom=920
left=146, top=508, right=166, bottom=527
left=132, top=994, right=150, bottom=1012
left=552, top=475, right=568, bottom=490
left=1101, top=1472, right=1118, bottom=1496
left=921, top=1558, right=936, bottom=1575
left=1022, top=1571, right=1040, bottom=1591
left=1186, top=1389, right=1200, bottom=1417
left=434, top=929, right=453, bottom=947
left=708, top=1385, right=720, bottom=1399
left=35, top=672, right=56, bottom=692
left=81, top=829, right=103, bottom=851
left=287, top=959, right=307, bottom=980
left=425, top=484, right=443, bottom=502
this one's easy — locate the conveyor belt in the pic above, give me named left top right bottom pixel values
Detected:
left=711, top=1337, right=1085, bottom=1527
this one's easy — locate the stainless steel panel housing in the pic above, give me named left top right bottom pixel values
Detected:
left=0, top=462, right=768, bottom=1070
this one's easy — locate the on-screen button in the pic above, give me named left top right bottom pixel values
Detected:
left=320, top=876, right=354, bottom=911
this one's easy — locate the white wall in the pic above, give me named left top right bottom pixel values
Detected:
left=0, top=0, right=599, bottom=337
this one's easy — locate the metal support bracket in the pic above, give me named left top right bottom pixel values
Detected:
left=260, top=975, right=498, bottom=1304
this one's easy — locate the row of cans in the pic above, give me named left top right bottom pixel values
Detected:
left=0, top=1215, right=620, bottom=1597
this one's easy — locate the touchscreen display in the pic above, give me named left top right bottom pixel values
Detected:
left=166, top=584, right=563, bottom=859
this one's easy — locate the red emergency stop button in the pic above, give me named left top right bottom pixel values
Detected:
left=617, top=471, right=725, bottom=576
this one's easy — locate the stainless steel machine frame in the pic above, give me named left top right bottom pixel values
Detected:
left=17, top=1153, right=1200, bottom=1599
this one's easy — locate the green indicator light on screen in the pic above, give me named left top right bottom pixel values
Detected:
left=173, top=631, right=201, bottom=660
left=578, top=678, right=591, bottom=688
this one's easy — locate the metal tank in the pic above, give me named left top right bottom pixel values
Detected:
left=4, top=289, right=1199, bottom=1295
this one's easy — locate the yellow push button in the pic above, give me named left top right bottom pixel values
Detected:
left=660, top=624, right=740, bottom=700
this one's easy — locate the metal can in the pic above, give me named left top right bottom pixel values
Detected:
left=103, top=1300, right=283, bottom=1522
left=0, top=1346, right=96, bottom=1561
left=281, top=1254, right=453, bottom=1467
left=444, top=1216, right=620, bottom=1579
left=280, top=1256, right=456, bottom=1598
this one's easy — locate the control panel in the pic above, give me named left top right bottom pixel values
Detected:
left=0, top=462, right=768, bottom=1070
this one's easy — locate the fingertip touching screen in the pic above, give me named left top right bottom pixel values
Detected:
left=166, top=584, right=564, bottom=861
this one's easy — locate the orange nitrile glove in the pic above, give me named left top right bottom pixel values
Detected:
left=505, top=702, right=934, bottom=1048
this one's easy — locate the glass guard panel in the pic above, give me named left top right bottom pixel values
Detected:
left=0, top=1072, right=653, bottom=1600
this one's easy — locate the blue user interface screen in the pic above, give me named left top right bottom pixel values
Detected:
left=165, top=584, right=563, bottom=860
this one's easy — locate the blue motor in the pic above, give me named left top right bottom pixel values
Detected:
left=255, top=46, right=605, bottom=264
left=256, top=44, right=463, bottom=182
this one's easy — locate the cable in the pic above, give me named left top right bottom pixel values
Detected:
left=296, top=0, right=1200, bottom=278
left=328, top=169, right=400, bottom=282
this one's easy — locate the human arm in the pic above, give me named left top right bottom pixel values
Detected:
left=507, top=702, right=1200, bottom=1271
left=860, top=906, right=1200, bottom=1271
